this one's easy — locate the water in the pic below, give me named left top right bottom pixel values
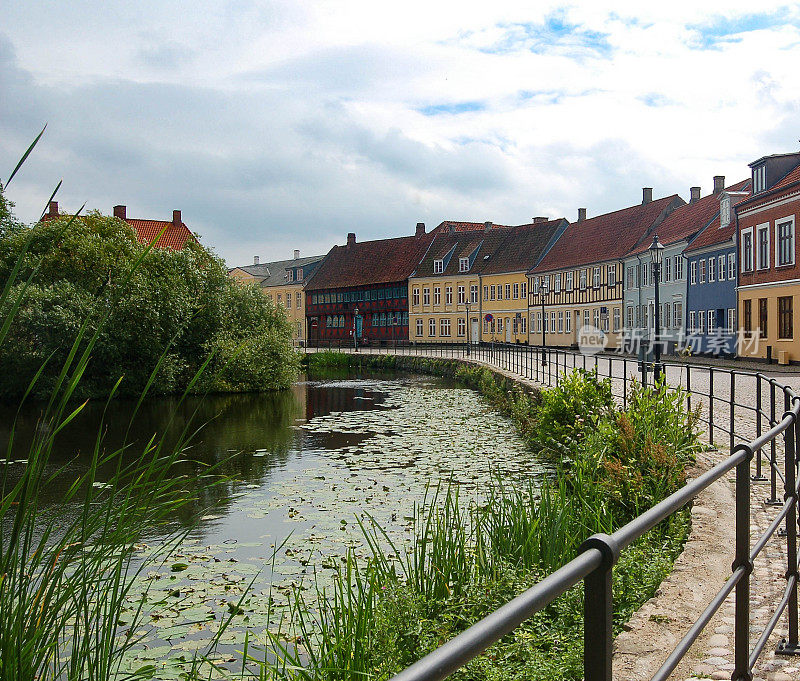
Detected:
left=1, top=369, right=546, bottom=677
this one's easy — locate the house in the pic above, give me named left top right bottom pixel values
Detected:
left=682, top=178, right=751, bottom=356
left=44, top=201, right=195, bottom=250
left=304, top=224, right=436, bottom=345
left=228, top=251, right=325, bottom=342
left=528, top=190, right=684, bottom=350
left=736, top=152, right=800, bottom=363
left=408, top=222, right=513, bottom=344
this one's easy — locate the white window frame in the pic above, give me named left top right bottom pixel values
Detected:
left=513, top=283, right=519, bottom=299
left=754, top=164, right=766, bottom=193
left=741, top=226, right=754, bottom=273
left=708, top=309, right=715, bottom=334
left=470, top=284, right=478, bottom=303
left=720, top=196, right=731, bottom=228
left=565, top=310, right=572, bottom=333
left=566, top=271, right=574, bottom=291
left=433, top=286, right=441, bottom=305
left=459, top=257, right=469, bottom=273
left=580, top=269, right=587, bottom=289
left=690, top=260, right=697, bottom=285
left=520, top=282, right=527, bottom=297
left=457, top=317, right=465, bottom=337
left=558, top=311, right=564, bottom=333
left=717, top=255, right=725, bottom=281
left=423, top=288, right=430, bottom=305
left=554, top=275, right=561, bottom=293
left=698, top=310, right=706, bottom=333
left=776, top=216, right=796, bottom=267
left=664, top=257, right=671, bottom=282
left=613, top=307, right=620, bottom=331
left=708, top=257, right=716, bottom=282
left=429, top=318, right=436, bottom=337
left=433, top=259, right=444, bottom=274
left=676, top=255, right=684, bottom=280
left=416, top=318, right=423, bottom=336
left=458, top=285, right=465, bottom=304
left=756, top=223, right=770, bottom=270
left=728, top=252, right=736, bottom=280
left=607, top=264, right=616, bottom=287
left=727, top=308, right=736, bottom=333
left=440, top=318, right=450, bottom=337
left=593, top=266, right=601, bottom=288
left=413, top=288, right=420, bottom=306
left=674, top=302, right=683, bottom=329
left=699, top=259, right=706, bottom=284
left=446, top=286, right=453, bottom=305
left=688, top=310, right=696, bottom=333
left=505, top=284, right=511, bottom=299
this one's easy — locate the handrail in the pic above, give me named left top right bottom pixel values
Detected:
left=303, top=340, right=800, bottom=680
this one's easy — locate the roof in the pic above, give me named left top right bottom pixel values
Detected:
left=531, top=195, right=682, bottom=273
left=772, top=164, right=800, bottom=192
left=306, top=231, right=437, bottom=290
left=684, top=180, right=752, bottom=253
left=126, top=219, right=194, bottom=250
left=482, top=219, right=568, bottom=274
left=629, top=180, right=750, bottom=256
left=436, top=220, right=511, bottom=232
left=230, top=255, right=325, bottom=287
left=413, top=227, right=512, bottom=278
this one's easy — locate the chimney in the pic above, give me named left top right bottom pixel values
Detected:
left=690, top=186, right=701, bottom=204
left=347, top=232, right=356, bottom=246
left=294, top=249, right=300, bottom=260
left=415, top=222, right=426, bottom=236
left=578, top=208, right=587, bottom=222
left=254, top=255, right=260, bottom=265
left=113, top=204, right=126, bottom=220
left=713, top=175, right=725, bottom=194
left=48, top=200, right=59, bottom=217
left=173, top=209, right=182, bottom=226
left=532, top=216, right=548, bottom=224
left=642, top=187, right=653, bottom=204
left=484, top=221, right=493, bottom=231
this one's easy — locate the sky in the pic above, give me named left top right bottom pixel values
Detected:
left=1, top=1, right=800, bottom=267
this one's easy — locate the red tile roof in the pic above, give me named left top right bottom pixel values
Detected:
left=127, top=219, right=194, bottom=250
left=531, top=195, right=683, bottom=273
left=631, top=180, right=750, bottom=256
left=684, top=180, right=752, bottom=253
left=772, top=164, right=800, bottom=192
left=306, top=231, right=437, bottom=290
left=436, top=220, right=511, bottom=232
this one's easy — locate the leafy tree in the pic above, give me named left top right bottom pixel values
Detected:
left=0, top=196, right=299, bottom=400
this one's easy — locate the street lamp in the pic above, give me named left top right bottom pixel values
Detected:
left=649, top=236, right=665, bottom=383
left=353, top=306, right=360, bottom=353
left=464, top=300, right=472, bottom=356
left=540, top=276, right=548, bottom=366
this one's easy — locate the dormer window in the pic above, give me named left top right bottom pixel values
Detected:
left=286, top=269, right=294, bottom=282
left=720, top=196, right=731, bottom=228
left=459, top=257, right=469, bottom=272
left=753, top=164, right=766, bottom=194
left=433, top=259, right=444, bottom=274
left=296, top=269, right=302, bottom=281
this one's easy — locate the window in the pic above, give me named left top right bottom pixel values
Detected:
left=533, top=278, right=539, bottom=295
left=429, top=318, right=436, bottom=336
left=483, top=318, right=489, bottom=333
left=470, top=285, right=478, bottom=303
left=433, top=286, right=441, bottom=305
left=446, top=286, right=453, bottom=305
left=505, top=284, right=511, bottom=299
left=285, top=293, right=292, bottom=309
left=535, top=311, right=541, bottom=333
left=583, top=309, right=590, bottom=328
left=627, top=306, right=634, bottom=329
left=727, top=308, right=736, bottom=334
left=498, top=317, right=503, bottom=332
left=593, top=308, right=600, bottom=328
left=433, top=259, right=444, bottom=274
left=287, top=269, right=293, bottom=282
left=520, top=315, right=527, bottom=333
left=728, top=253, right=735, bottom=280
left=607, top=264, right=616, bottom=286
left=664, top=257, right=671, bottom=282
left=558, top=311, right=564, bottom=333
left=566, top=271, right=574, bottom=291
left=613, top=308, right=621, bottom=331
left=593, top=266, right=601, bottom=288
left=542, top=312, right=548, bottom=334
left=698, top=310, right=705, bottom=333
left=708, top=310, right=715, bottom=334
left=720, top=196, right=731, bottom=228
left=440, top=318, right=451, bottom=336
left=717, top=255, right=725, bottom=281
left=296, top=292, right=302, bottom=308
left=688, top=311, right=696, bottom=333
left=674, top=302, right=683, bottom=329
left=496, top=285, right=503, bottom=300
left=565, top=310, right=572, bottom=333
left=759, top=298, right=768, bottom=339
left=627, top=267, right=635, bottom=289
left=520, top=282, right=527, bottom=298
left=777, top=218, right=795, bottom=266
left=708, top=257, right=716, bottom=282
left=554, top=276, right=561, bottom=293
left=413, top=288, right=420, bottom=306
left=754, top=164, right=766, bottom=193
left=490, top=285, right=496, bottom=300
left=458, top=286, right=465, bottom=304
left=491, top=318, right=496, bottom=333
left=741, top=228, right=754, bottom=272
left=743, top=300, right=752, bottom=334
left=676, top=255, right=684, bottom=280
left=459, top=257, right=469, bottom=272
left=662, top=303, right=671, bottom=328
left=690, top=261, right=697, bottom=285
left=423, top=288, right=430, bottom=305
left=513, top=283, right=519, bottom=299
left=640, top=263, right=649, bottom=287
left=699, top=259, right=706, bottom=283
left=580, top=269, right=587, bottom=289
left=757, top=224, right=770, bottom=270
left=551, top=311, right=556, bottom=333
left=483, top=285, right=488, bottom=300
left=379, top=312, right=386, bottom=327
left=457, top=317, right=466, bottom=337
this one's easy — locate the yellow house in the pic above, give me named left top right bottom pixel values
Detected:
left=480, top=219, right=568, bottom=343
left=528, top=193, right=683, bottom=350
left=228, top=251, right=324, bottom=342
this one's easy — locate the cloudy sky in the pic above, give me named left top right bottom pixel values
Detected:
left=2, top=1, right=799, bottom=267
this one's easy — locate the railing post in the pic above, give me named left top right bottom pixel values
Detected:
left=709, top=368, right=715, bottom=446
left=768, top=382, right=781, bottom=505
left=753, top=377, right=766, bottom=481
left=778, top=403, right=800, bottom=655
left=730, top=372, right=736, bottom=451
left=732, top=443, right=753, bottom=681
left=579, top=534, right=620, bottom=681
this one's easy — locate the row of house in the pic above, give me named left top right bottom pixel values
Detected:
left=230, top=150, right=800, bottom=364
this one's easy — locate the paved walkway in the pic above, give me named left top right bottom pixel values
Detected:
left=310, top=345, right=800, bottom=680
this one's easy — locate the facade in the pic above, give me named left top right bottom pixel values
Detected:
left=624, top=177, right=748, bottom=355
left=229, top=251, right=324, bottom=342
left=305, top=224, right=436, bottom=344
left=44, top=201, right=195, bottom=249
left=528, top=190, right=684, bottom=350
left=683, top=180, right=751, bottom=355
left=736, top=153, right=800, bottom=363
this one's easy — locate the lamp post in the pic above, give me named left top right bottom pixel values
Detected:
left=540, top=276, right=548, bottom=366
left=464, top=300, right=472, bottom=356
left=353, top=306, right=360, bottom=353
left=649, top=236, right=664, bottom=383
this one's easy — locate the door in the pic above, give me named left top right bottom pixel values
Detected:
left=505, top=318, right=511, bottom=342
left=355, top=315, right=363, bottom=338
left=471, top=319, right=479, bottom=344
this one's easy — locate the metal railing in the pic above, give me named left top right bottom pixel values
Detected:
left=303, top=339, right=800, bottom=680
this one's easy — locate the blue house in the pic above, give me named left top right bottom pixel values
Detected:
left=684, top=179, right=751, bottom=355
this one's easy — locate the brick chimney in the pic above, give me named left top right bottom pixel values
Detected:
left=642, top=187, right=653, bottom=204
left=113, top=204, right=126, bottom=220
left=484, top=221, right=493, bottom=231
left=415, top=222, right=426, bottom=236
left=254, top=255, right=260, bottom=265
left=713, top=175, right=725, bottom=194
left=173, top=209, right=182, bottom=227
left=690, top=186, right=701, bottom=204
left=347, top=232, right=356, bottom=246
left=532, top=216, right=548, bottom=224
left=48, top=200, right=58, bottom=218
left=294, top=249, right=300, bottom=259
left=578, top=208, right=587, bottom=222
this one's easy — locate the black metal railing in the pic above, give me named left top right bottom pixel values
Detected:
left=302, top=340, right=800, bottom=680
